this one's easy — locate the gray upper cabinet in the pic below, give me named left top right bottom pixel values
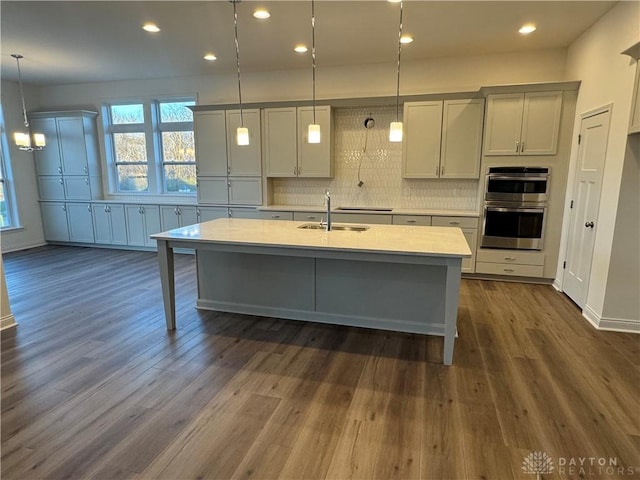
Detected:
left=483, top=91, right=562, bottom=156
left=30, top=111, right=102, bottom=200
left=402, top=101, right=443, bottom=178
left=226, top=109, right=262, bottom=176
left=194, top=111, right=227, bottom=176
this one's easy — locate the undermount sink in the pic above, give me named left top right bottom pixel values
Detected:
left=298, top=223, right=370, bottom=232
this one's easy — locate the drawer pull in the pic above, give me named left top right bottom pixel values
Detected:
left=307, top=216, right=317, bottom=220
left=504, top=257, right=516, bottom=261
left=448, top=221, right=460, bottom=225
left=272, top=215, right=280, bottom=219
left=406, top=219, right=416, bottom=224
left=503, top=268, right=515, bottom=273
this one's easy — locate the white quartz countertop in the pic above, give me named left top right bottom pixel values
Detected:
left=258, top=205, right=479, bottom=217
left=152, top=218, right=472, bottom=258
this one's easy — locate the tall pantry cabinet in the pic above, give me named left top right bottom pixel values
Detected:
left=30, top=111, right=102, bottom=242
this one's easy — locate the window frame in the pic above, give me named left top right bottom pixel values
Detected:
left=103, top=96, right=196, bottom=196
left=0, top=104, right=19, bottom=230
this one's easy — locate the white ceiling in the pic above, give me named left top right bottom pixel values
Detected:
left=1, top=1, right=616, bottom=87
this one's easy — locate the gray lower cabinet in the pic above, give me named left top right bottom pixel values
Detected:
left=41, top=202, right=70, bottom=242
left=160, top=205, right=198, bottom=231
left=330, top=213, right=393, bottom=225
left=92, top=204, right=127, bottom=245
left=197, top=206, right=228, bottom=222
left=67, top=203, right=95, bottom=243
left=125, top=205, right=161, bottom=247
left=293, top=211, right=324, bottom=222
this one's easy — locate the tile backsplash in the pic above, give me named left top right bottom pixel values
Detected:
left=273, top=106, right=480, bottom=211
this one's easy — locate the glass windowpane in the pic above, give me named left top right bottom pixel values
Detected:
left=164, top=164, right=196, bottom=193
left=159, top=101, right=195, bottom=123
left=111, top=104, right=145, bottom=124
left=161, top=131, right=195, bottom=162
left=117, top=165, right=148, bottom=192
left=114, top=132, right=147, bottom=162
left=0, top=181, right=9, bottom=227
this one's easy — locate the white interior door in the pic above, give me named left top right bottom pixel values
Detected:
left=563, top=109, right=611, bottom=308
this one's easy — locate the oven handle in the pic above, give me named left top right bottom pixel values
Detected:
left=487, top=175, right=548, bottom=182
left=485, top=206, right=545, bottom=214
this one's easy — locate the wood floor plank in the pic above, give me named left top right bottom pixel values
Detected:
left=1, top=246, right=638, bottom=479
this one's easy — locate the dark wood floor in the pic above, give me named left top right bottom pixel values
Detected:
left=1, top=245, right=638, bottom=479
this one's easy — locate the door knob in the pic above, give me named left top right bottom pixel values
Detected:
left=585, top=221, right=594, bottom=228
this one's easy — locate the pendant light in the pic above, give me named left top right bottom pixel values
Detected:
left=11, top=54, right=45, bottom=152
left=231, top=0, right=249, bottom=146
left=389, top=0, right=404, bottom=143
left=307, top=0, right=321, bottom=144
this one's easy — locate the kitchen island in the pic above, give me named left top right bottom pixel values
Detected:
left=151, top=218, right=471, bottom=365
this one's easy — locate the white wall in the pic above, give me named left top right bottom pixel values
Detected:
left=0, top=80, right=46, bottom=252
left=560, top=1, right=640, bottom=326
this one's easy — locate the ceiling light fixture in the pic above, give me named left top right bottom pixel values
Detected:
left=308, top=0, right=320, bottom=144
left=389, top=0, right=404, bottom=143
left=230, top=0, right=249, bottom=146
left=11, top=54, right=45, bottom=152
left=253, top=9, right=270, bottom=19
left=400, top=35, right=413, bottom=44
left=519, top=24, right=536, bottom=35
left=203, top=53, right=217, bottom=61
left=142, top=22, right=160, bottom=33
left=294, top=45, right=308, bottom=54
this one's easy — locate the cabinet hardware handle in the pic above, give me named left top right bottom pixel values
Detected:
left=85, top=178, right=89, bottom=185
left=104, top=205, right=109, bottom=213
left=107, top=206, right=111, bottom=213
left=503, top=268, right=515, bottom=273
left=435, top=165, right=439, bottom=175
left=58, top=166, right=63, bottom=174
left=83, top=166, right=88, bottom=174
left=227, top=181, right=231, bottom=187
left=521, top=141, right=525, bottom=152
left=177, top=207, right=181, bottom=215
left=229, top=211, right=233, bottom=218
left=407, top=219, right=416, bottom=223
left=516, top=141, right=520, bottom=153
left=449, top=221, right=460, bottom=225
left=272, top=215, right=280, bottom=219
left=298, top=166, right=301, bottom=175
left=62, top=205, right=66, bottom=212
left=294, top=167, right=297, bottom=175
left=307, top=216, right=317, bottom=220
left=227, top=166, right=231, bottom=175
left=585, top=221, right=594, bottom=228
left=87, top=204, right=91, bottom=212
left=504, top=257, right=516, bottom=261
left=441, top=165, right=444, bottom=176
left=59, top=178, right=64, bottom=184
left=140, top=207, right=145, bottom=214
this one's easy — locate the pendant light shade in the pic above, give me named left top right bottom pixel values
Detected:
left=231, top=0, right=249, bottom=146
left=11, top=54, right=46, bottom=152
left=389, top=0, right=404, bottom=143
left=307, top=0, right=321, bottom=144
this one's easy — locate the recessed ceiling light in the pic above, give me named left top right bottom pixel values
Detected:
left=204, top=53, right=217, bottom=61
left=519, top=24, right=536, bottom=35
left=142, top=23, right=160, bottom=33
left=294, top=45, right=308, bottom=53
left=253, top=9, right=270, bottom=19
left=400, top=35, right=414, bottom=44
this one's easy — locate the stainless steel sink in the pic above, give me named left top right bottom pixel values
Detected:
left=298, top=223, right=370, bottom=232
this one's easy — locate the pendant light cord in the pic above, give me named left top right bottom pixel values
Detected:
left=12, top=54, right=29, bottom=128
left=311, top=0, right=317, bottom=124
left=232, top=0, right=244, bottom=127
left=395, top=0, right=404, bottom=122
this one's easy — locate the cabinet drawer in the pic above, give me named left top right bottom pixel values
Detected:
left=475, top=262, right=544, bottom=278
left=392, top=215, right=432, bottom=226
left=476, top=250, right=544, bottom=266
left=293, top=211, right=324, bottom=222
left=431, top=216, right=478, bottom=228
left=257, top=211, right=294, bottom=221
left=331, top=213, right=392, bottom=225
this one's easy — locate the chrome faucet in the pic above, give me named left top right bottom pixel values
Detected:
left=325, top=189, right=332, bottom=231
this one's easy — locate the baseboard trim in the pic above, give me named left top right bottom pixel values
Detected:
left=582, top=305, right=639, bottom=333
left=0, top=314, right=17, bottom=331
left=0, top=241, right=47, bottom=253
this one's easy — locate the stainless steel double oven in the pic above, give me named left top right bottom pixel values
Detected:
left=481, top=167, right=549, bottom=250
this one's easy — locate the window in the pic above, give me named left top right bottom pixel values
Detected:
left=104, top=97, right=195, bottom=195
left=0, top=105, right=17, bottom=229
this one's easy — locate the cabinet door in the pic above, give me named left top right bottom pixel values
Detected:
left=520, top=91, right=562, bottom=155
left=125, top=205, right=146, bottom=246
left=32, top=118, right=62, bottom=176
left=38, top=176, right=66, bottom=200
left=141, top=205, right=161, bottom=247
left=67, top=203, right=95, bottom=243
left=402, top=101, right=443, bottom=178
left=109, top=204, right=128, bottom=245
left=178, top=206, right=198, bottom=227
left=264, top=107, right=297, bottom=177
left=41, top=202, right=70, bottom=242
left=194, top=111, right=228, bottom=176
left=58, top=117, right=89, bottom=175
left=226, top=109, right=262, bottom=176
left=461, top=228, right=478, bottom=273
left=64, top=176, right=91, bottom=200
left=440, top=99, right=483, bottom=178
left=483, top=94, right=524, bottom=156
left=160, top=206, right=181, bottom=231
left=198, top=206, right=228, bottom=222
left=228, top=177, right=262, bottom=205
left=297, top=106, right=333, bottom=177
left=197, top=177, right=229, bottom=204
left=92, top=204, right=112, bottom=244
left=228, top=207, right=261, bottom=219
